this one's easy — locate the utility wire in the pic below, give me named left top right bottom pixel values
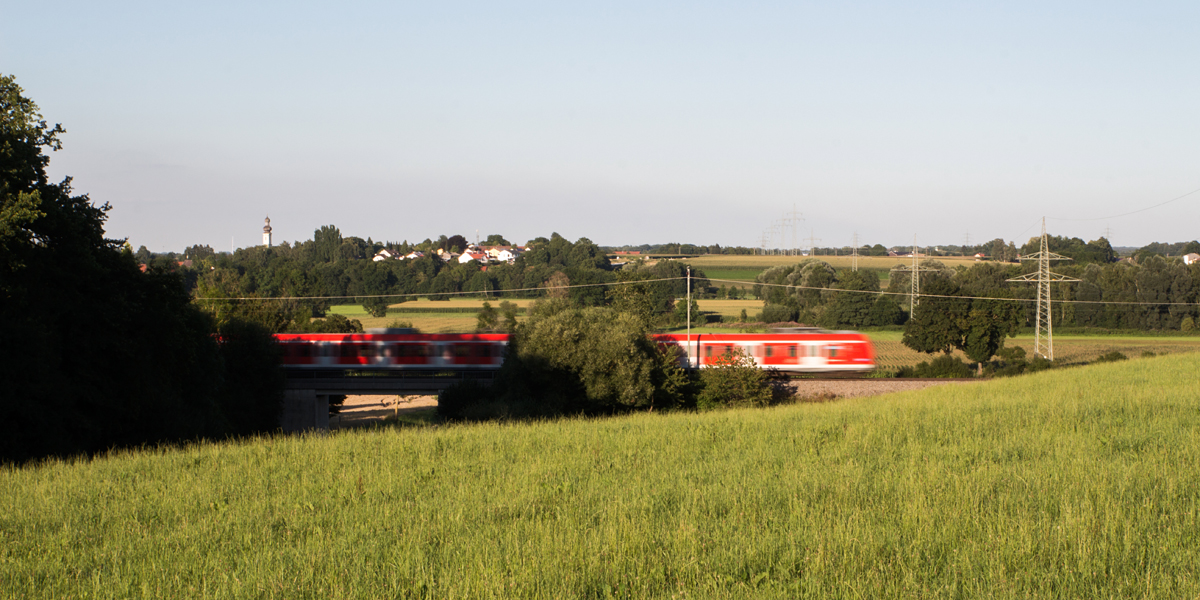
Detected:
left=719, top=278, right=1200, bottom=307
left=191, top=273, right=1200, bottom=308
left=191, top=277, right=683, bottom=302
left=1048, top=186, right=1200, bottom=223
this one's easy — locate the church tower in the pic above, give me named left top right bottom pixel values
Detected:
left=263, top=216, right=273, bottom=247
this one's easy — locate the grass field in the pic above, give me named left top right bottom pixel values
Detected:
left=5, top=354, right=1200, bottom=597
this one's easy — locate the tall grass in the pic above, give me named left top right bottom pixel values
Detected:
left=4, top=355, right=1200, bottom=598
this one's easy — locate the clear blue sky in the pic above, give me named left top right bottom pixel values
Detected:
left=4, top=1, right=1198, bottom=251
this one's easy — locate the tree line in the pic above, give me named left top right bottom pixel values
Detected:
left=184, top=229, right=713, bottom=331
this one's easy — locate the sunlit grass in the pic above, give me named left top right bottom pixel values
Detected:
left=5, top=354, right=1200, bottom=597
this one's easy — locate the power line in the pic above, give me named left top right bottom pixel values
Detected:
left=1048, top=185, right=1200, bottom=223
left=717, top=278, right=1200, bottom=307
left=191, top=273, right=1200, bottom=309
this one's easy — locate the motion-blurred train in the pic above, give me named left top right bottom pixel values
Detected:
left=275, top=328, right=875, bottom=374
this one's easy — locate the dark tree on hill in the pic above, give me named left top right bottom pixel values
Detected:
left=0, top=74, right=282, bottom=462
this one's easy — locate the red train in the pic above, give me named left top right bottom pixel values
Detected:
left=654, top=331, right=876, bottom=374
left=275, top=328, right=875, bottom=374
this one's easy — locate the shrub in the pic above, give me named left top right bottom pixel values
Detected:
left=695, top=347, right=773, bottom=410
left=1094, top=351, right=1128, bottom=364
left=900, top=354, right=973, bottom=378
left=759, top=303, right=798, bottom=324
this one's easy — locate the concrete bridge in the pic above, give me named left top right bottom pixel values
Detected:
left=281, top=368, right=497, bottom=432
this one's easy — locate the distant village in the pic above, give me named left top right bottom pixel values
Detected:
left=370, top=244, right=526, bottom=266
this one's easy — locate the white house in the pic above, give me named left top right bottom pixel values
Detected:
left=372, top=249, right=394, bottom=262
left=458, top=251, right=489, bottom=264
left=402, top=251, right=425, bottom=260
left=497, top=249, right=519, bottom=263
left=1184, top=253, right=1200, bottom=265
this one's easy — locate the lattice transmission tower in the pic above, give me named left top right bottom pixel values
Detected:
left=1006, top=218, right=1079, bottom=360
left=889, top=236, right=940, bottom=319
left=785, top=206, right=804, bottom=256
left=851, top=232, right=860, bottom=271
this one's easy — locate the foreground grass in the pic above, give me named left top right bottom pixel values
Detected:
left=4, top=355, right=1200, bottom=598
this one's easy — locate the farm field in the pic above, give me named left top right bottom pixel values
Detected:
left=869, top=331, right=1200, bottom=371
left=5, top=354, right=1200, bottom=597
left=327, top=299, right=535, bottom=332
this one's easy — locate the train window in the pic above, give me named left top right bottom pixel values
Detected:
left=454, top=345, right=471, bottom=357
left=705, top=346, right=713, bottom=357
left=788, top=346, right=796, bottom=358
left=477, top=345, right=488, bottom=357
left=299, top=345, right=311, bottom=357
left=765, top=346, right=774, bottom=358
left=360, top=345, right=375, bottom=358
left=340, top=344, right=357, bottom=358
left=829, top=346, right=839, bottom=358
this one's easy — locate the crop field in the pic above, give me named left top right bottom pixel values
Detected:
left=327, top=299, right=535, bottom=332
left=868, top=331, right=1200, bottom=371
left=5, top=354, right=1200, bottom=597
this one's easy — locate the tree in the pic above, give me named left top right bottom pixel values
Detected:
left=498, top=300, right=519, bottom=332
left=484, top=234, right=510, bottom=246
left=901, top=277, right=1021, bottom=373
left=497, top=302, right=670, bottom=413
left=901, top=278, right=971, bottom=354
left=0, top=74, right=283, bottom=461
left=476, top=301, right=498, bottom=331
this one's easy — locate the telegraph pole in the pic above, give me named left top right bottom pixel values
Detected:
left=686, top=267, right=694, bottom=368
left=1007, top=218, right=1079, bottom=360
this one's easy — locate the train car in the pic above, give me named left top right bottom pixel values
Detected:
left=653, top=329, right=875, bottom=373
left=274, top=328, right=874, bottom=374
left=275, top=330, right=509, bottom=370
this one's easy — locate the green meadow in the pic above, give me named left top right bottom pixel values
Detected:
left=4, top=354, right=1200, bottom=597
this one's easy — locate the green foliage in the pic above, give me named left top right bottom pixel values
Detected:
left=670, top=296, right=705, bottom=327
left=486, top=302, right=675, bottom=416
left=498, top=300, right=519, bottom=332
left=475, top=301, right=498, bottom=331
left=758, top=303, right=798, bottom=324
left=1181, top=315, right=1195, bottom=332
left=867, top=295, right=906, bottom=326
left=897, top=354, right=973, bottom=378
left=361, top=296, right=390, bottom=318
left=820, top=270, right=880, bottom=328
left=902, top=277, right=1021, bottom=369
left=695, top=347, right=773, bottom=410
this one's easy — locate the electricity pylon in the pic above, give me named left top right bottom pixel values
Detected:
left=1006, top=218, right=1079, bottom=360
left=806, top=230, right=821, bottom=257
left=890, top=236, right=939, bottom=318
left=851, top=232, right=860, bottom=272
left=785, top=206, right=804, bottom=255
